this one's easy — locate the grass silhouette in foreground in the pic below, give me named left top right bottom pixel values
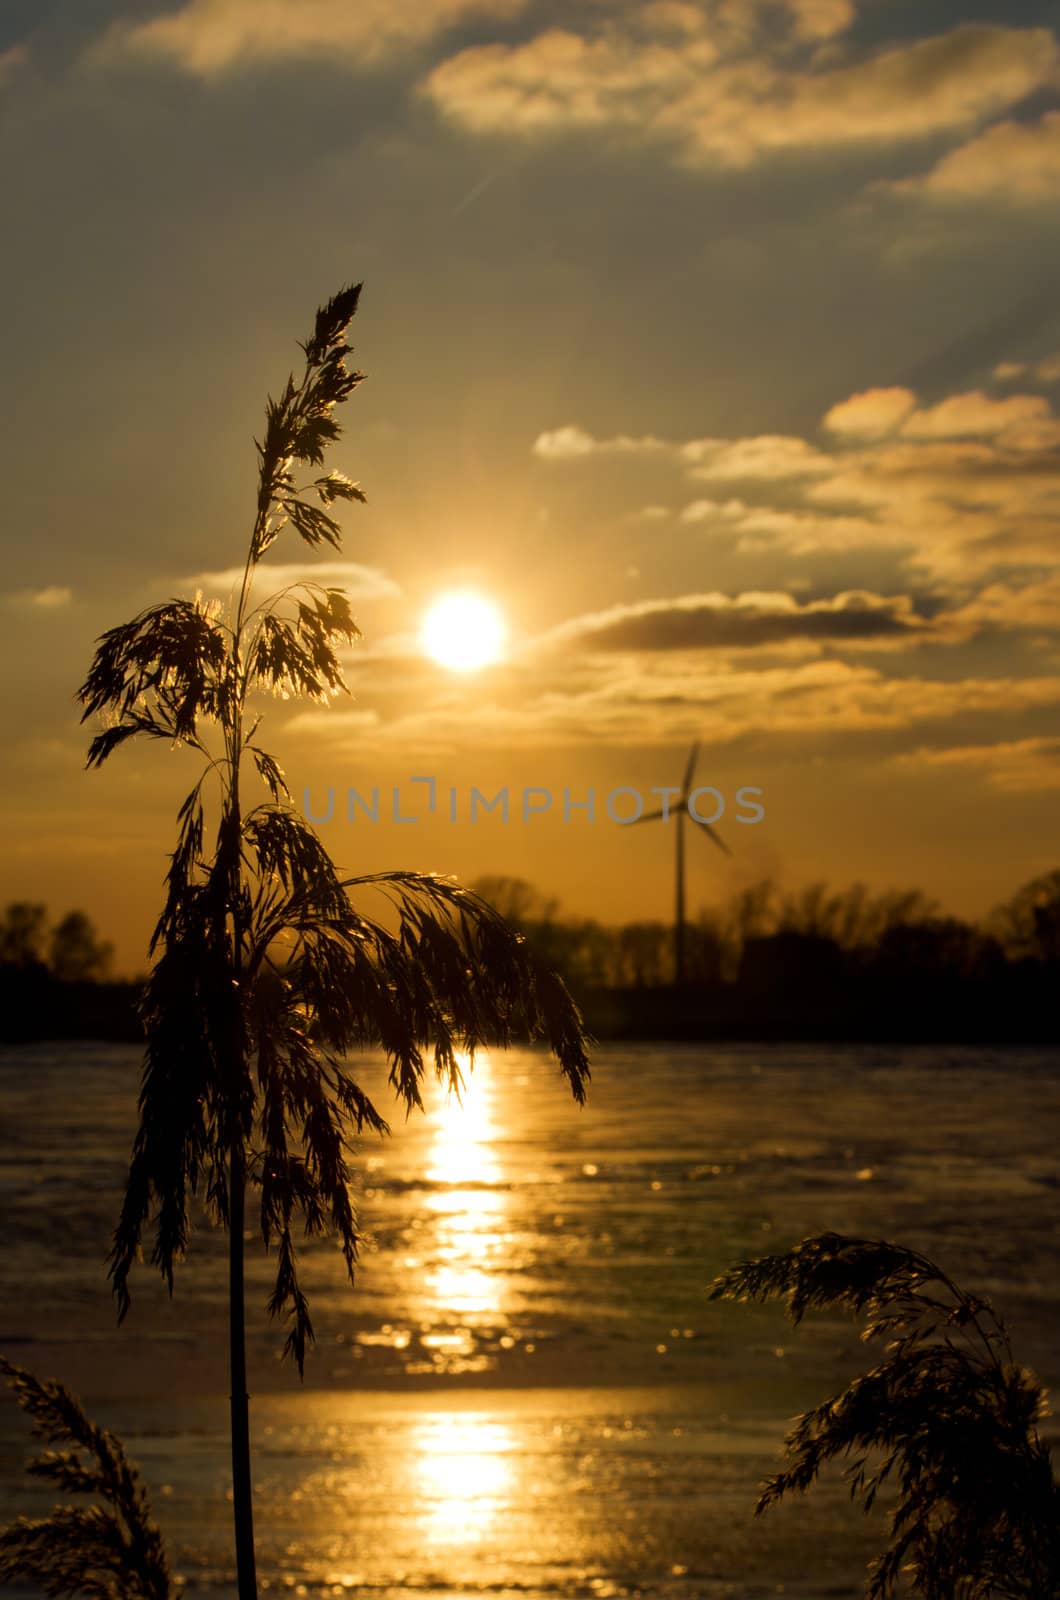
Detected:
left=710, top=1234, right=1060, bottom=1598
left=0, top=1357, right=173, bottom=1599
left=76, top=283, right=591, bottom=1600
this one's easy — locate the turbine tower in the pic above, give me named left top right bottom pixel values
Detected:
left=634, top=742, right=730, bottom=986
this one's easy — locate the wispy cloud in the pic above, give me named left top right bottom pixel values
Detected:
left=885, top=111, right=1060, bottom=206
left=0, top=44, right=26, bottom=83
left=534, top=374, right=1060, bottom=580
left=994, top=353, right=1060, bottom=386
left=424, top=18, right=1058, bottom=171
left=893, top=736, right=1060, bottom=792
left=7, top=586, right=74, bottom=610
left=176, top=561, right=400, bottom=601
left=532, top=425, right=670, bottom=460
left=285, top=652, right=1060, bottom=756
left=899, top=390, right=1057, bottom=444
left=932, top=576, right=1060, bottom=639
left=685, top=436, right=834, bottom=481
left=97, top=0, right=530, bottom=74
left=533, top=425, right=832, bottom=478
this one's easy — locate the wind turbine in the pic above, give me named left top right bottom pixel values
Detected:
left=634, top=742, right=730, bottom=985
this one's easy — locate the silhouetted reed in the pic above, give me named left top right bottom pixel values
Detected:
left=76, top=285, right=590, bottom=1600
left=0, top=1357, right=174, bottom=1600
left=711, top=1234, right=1060, bottom=1598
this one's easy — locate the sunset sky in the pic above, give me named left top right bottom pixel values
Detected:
left=3, top=0, right=1060, bottom=972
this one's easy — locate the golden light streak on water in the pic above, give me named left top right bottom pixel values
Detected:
left=424, top=1050, right=500, bottom=1187
left=415, top=1051, right=511, bottom=1343
left=411, top=1413, right=518, bottom=1546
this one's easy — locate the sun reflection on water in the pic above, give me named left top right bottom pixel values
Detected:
left=416, top=1051, right=509, bottom=1345
left=413, top=1413, right=518, bottom=1544
left=425, top=1051, right=500, bottom=1187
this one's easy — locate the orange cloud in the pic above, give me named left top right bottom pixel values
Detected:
left=534, top=376, right=1060, bottom=579
left=285, top=650, right=1060, bottom=755
left=532, top=425, right=671, bottom=460
left=993, top=353, right=1060, bottom=385
left=99, top=0, right=530, bottom=72
left=936, top=577, right=1060, bottom=638
left=179, top=561, right=400, bottom=601
left=823, top=387, right=917, bottom=440
left=888, top=111, right=1060, bottom=204
left=424, top=21, right=1058, bottom=169
left=899, top=389, right=1056, bottom=442
left=0, top=44, right=26, bottom=81
left=683, top=436, right=834, bottom=480
left=894, top=737, right=1060, bottom=792
left=6, top=586, right=74, bottom=610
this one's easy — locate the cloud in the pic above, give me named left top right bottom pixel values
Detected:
left=285, top=708, right=381, bottom=737
left=283, top=650, right=1060, bottom=755
left=823, top=387, right=917, bottom=440
left=683, top=435, right=834, bottom=480
left=0, top=44, right=26, bottom=82
left=534, top=375, right=1060, bottom=580
left=770, top=28, right=1058, bottom=148
left=541, top=589, right=922, bottom=652
left=784, top=0, right=855, bottom=42
left=532, top=425, right=670, bottom=460
left=717, top=504, right=905, bottom=557
left=533, top=426, right=832, bottom=478
left=680, top=498, right=750, bottom=523
left=424, top=21, right=1058, bottom=170
left=934, top=576, right=1060, bottom=639
left=7, top=586, right=74, bottom=610
left=539, top=579, right=1060, bottom=657
left=98, top=0, right=529, bottom=74
left=993, top=353, right=1060, bottom=386
left=178, top=561, right=400, bottom=600
left=638, top=0, right=856, bottom=47
left=888, top=111, right=1060, bottom=205
left=899, top=389, right=1056, bottom=443
left=894, top=736, right=1060, bottom=792
left=800, top=438, right=1060, bottom=575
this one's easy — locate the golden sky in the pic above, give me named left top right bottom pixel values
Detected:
left=2, top=0, right=1060, bottom=971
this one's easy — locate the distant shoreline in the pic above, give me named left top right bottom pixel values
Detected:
left=2, top=959, right=1060, bottom=1046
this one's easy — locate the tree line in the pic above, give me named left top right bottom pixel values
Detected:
left=471, top=867, right=1060, bottom=984
left=3, top=865, right=1058, bottom=1044
left=468, top=868, right=1060, bottom=1041
left=0, top=903, right=135, bottom=1042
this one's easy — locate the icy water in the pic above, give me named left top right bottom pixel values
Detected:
left=1, top=1041, right=1058, bottom=1597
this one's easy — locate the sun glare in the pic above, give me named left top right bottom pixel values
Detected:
left=421, top=591, right=507, bottom=673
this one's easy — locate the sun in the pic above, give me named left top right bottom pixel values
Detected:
left=420, top=591, right=507, bottom=673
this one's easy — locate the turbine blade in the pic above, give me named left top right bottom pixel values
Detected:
left=630, top=807, right=669, bottom=825
left=682, top=741, right=700, bottom=793
left=690, top=816, right=731, bottom=857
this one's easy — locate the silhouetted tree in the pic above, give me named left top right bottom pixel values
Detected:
left=616, top=920, right=672, bottom=986
left=874, top=917, right=1001, bottom=982
left=0, top=902, right=48, bottom=967
left=685, top=914, right=724, bottom=985
left=49, top=910, right=114, bottom=984
left=719, top=877, right=779, bottom=978
left=711, top=1234, right=1060, bottom=1598
left=777, top=879, right=843, bottom=939
left=989, top=870, right=1060, bottom=964
left=469, top=875, right=560, bottom=926
left=77, top=284, right=590, bottom=1600
left=0, top=1356, right=173, bottom=1599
